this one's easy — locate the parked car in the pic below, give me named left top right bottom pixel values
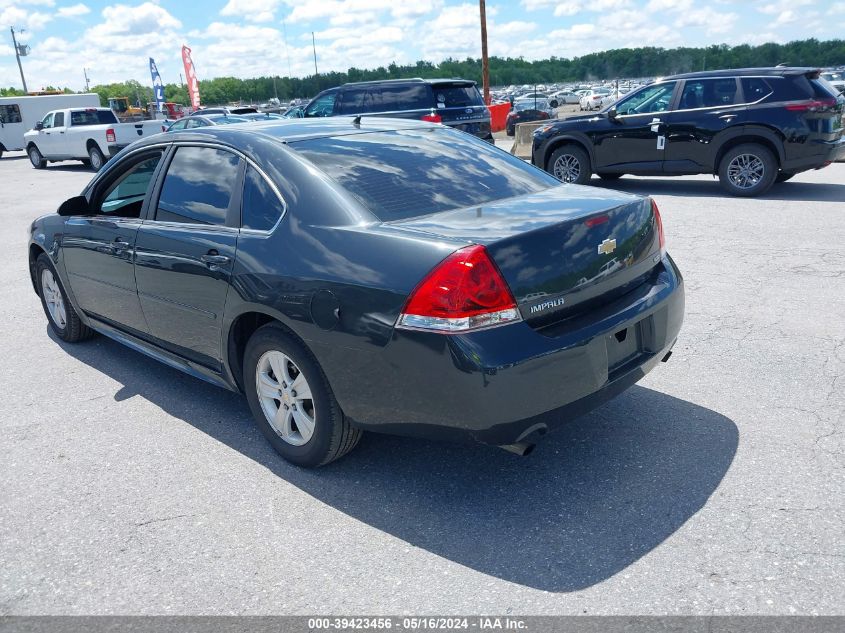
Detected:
left=191, top=106, right=259, bottom=116
left=28, top=117, right=683, bottom=467
left=0, top=93, right=100, bottom=159
left=579, top=89, right=611, bottom=111
left=303, top=78, right=493, bottom=140
left=547, top=90, right=580, bottom=108
left=23, top=107, right=164, bottom=171
left=165, top=114, right=250, bottom=131
left=821, top=71, right=845, bottom=95
left=506, top=101, right=551, bottom=136
left=532, top=67, right=845, bottom=196
left=240, top=112, right=285, bottom=121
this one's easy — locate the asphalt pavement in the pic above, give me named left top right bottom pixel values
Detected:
left=0, top=151, right=843, bottom=614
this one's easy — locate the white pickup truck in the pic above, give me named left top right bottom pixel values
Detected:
left=23, top=107, right=165, bottom=171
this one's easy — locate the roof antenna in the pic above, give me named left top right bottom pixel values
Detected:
left=352, top=114, right=362, bottom=126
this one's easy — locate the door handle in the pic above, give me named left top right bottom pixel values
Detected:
left=111, top=237, right=131, bottom=253
left=719, top=114, right=737, bottom=122
left=201, top=252, right=230, bottom=266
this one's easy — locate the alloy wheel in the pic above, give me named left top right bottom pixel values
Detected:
left=255, top=350, right=316, bottom=446
left=553, top=154, right=581, bottom=183
left=727, top=153, right=765, bottom=190
left=41, top=268, right=67, bottom=329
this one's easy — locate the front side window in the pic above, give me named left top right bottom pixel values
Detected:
left=0, top=104, right=22, bottom=123
left=167, top=119, right=188, bottom=131
left=41, top=113, right=54, bottom=129
left=156, top=146, right=241, bottom=225
left=615, top=82, right=677, bottom=115
left=185, top=118, right=207, bottom=128
left=97, top=152, right=163, bottom=218
left=241, top=166, right=284, bottom=231
left=679, top=78, right=738, bottom=109
left=304, top=91, right=337, bottom=117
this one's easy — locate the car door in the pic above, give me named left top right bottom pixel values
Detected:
left=662, top=77, right=746, bottom=173
left=592, top=81, right=679, bottom=174
left=48, top=111, right=69, bottom=157
left=133, top=144, right=243, bottom=370
left=35, top=112, right=56, bottom=155
left=61, top=148, right=166, bottom=334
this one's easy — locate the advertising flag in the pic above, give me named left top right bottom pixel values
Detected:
left=149, top=57, right=165, bottom=113
left=181, top=45, right=201, bottom=109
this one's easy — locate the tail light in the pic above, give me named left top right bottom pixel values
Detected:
left=105, top=128, right=116, bottom=143
left=652, top=199, right=666, bottom=255
left=785, top=98, right=837, bottom=112
left=421, top=108, right=442, bottom=123
left=397, top=245, right=521, bottom=333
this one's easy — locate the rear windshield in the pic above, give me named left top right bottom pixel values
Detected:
left=291, top=128, right=556, bottom=221
left=432, top=84, right=484, bottom=108
left=70, top=110, right=117, bottom=126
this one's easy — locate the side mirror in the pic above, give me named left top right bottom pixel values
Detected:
left=607, top=107, right=619, bottom=121
left=57, top=195, right=90, bottom=217
left=34, top=121, right=44, bottom=131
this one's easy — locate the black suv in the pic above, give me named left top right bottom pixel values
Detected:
left=304, top=78, right=493, bottom=140
left=532, top=67, right=845, bottom=196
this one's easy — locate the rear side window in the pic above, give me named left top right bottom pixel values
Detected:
left=433, top=84, right=484, bottom=108
left=292, top=128, right=557, bottom=221
left=0, top=104, right=21, bottom=123
left=680, top=78, right=737, bottom=109
left=70, top=110, right=117, bottom=126
left=741, top=78, right=772, bottom=102
left=371, top=84, right=430, bottom=112
left=241, top=166, right=284, bottom=231
left=156, top=146, right=241, bottom=225
left=338, top=87, right=369, bottom=115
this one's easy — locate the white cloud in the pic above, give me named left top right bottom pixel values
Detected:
left=57, top=3, right=90, bottom=18
left=675, top=7, right=738, bottom=35
left=221, top=0, right=283, bottom=24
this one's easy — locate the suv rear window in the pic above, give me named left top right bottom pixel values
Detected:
left=70, top=110, right=118, bottom=126
left=432, top=84, right=484, bottom=108
left=372, top=84, right=430, bottom=112
left=291, top=128, right=556, bottom=221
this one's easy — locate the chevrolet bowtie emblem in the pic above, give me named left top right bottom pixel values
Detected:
left=598, top=238, right=617, bottom=255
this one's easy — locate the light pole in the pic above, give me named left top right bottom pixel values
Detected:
left=311, top=32, right=318, bottom=77
left=479, top=0, right=490, bottom=104
left=10, top=27, right=29, bottom=93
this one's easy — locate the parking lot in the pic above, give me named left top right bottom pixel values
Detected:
left=1, top=151, right=843, bottom=614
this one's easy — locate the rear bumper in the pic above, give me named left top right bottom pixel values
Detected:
left=330, top=255, right=684, bottom=446
left=783, top=136, right=845, bottom=171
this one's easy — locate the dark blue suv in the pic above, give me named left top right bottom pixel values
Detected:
left=304, top=78, right=493, bottom=141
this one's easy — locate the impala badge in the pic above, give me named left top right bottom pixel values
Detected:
left=598, top=238, right=617, bottom=255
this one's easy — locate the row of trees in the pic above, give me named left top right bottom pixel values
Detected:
left=3, top=38, right=843, bottom=105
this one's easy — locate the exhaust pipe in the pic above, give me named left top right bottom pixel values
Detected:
left=499, top=442, right=535, bottom=457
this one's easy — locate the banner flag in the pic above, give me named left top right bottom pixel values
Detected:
left=149, top=58, right=165, bottom=113
left=181, top=45, right=201, bottom=109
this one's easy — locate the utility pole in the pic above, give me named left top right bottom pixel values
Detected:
left=479, top=0, right=490, bottom=105
left=10, top=27, right=28, bottom=93
left=311, top=32, right=318, bottom=77
left=282, top=18, right=292, bottom=78
left=83, top=68, right=91, bottom=92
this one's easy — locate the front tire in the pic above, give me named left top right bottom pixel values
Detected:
left=28, top=145, right=46, bottom=169
left=718, top=143, right=777, bottom=197
left=87, top=145, right=105, bottom=171
left=36, top=254, right=93, bottom=343
left=243, top=324, right=361, bottom=467
left=548, top=144, right=591, bottom=185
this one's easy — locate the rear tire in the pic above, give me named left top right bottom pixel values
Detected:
left=28, top=145, right=46, bottom=169
left=718, top=143, right=777, bottom=197
left=776, top=172, right=795, bottom=183
left=597, top=172, right=623, bottom=181
left=87, top=145, right=105, bottom=171
left=548, top=144, right=591, bottom=185
left=243, top=324, right=362, bottom=468
left=36, top=254, right=93, bottom=343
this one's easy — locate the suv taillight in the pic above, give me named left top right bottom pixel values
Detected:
left=421, top=109, right=442, bottom=123
left=397, top=245, right=521, bottom=333
left=105, top=128, right=116, bottom=143
left=785, top=98, right=837, bottom=112
left=652, top=199, right=666, bottom=256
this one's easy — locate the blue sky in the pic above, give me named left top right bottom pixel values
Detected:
left=1, top=0, right=841, bottom=91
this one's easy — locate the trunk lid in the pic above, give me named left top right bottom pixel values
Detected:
left=390, top=185, right=661, bottom=326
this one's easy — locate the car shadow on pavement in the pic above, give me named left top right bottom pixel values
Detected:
left=590, top=177, right=845, bottom=202
left=54, top=330, right=738, bottom=593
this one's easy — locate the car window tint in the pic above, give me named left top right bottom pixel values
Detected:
left=305, top=91, right=337, bottom=117
left=97, top=152, right=163, bottom=218
left=338, top=87, right=367, bottom=115
left=241, top=166, right=284, bottom=231
left=168, top=119, right=188, bottom=131
left=186, top=118, right=205, bottom=128
left=433, top=84, right=484, bottom=108
left=53, top=112, right=65, bottom=127
left=292, top=128, right=557, bottom=221
left=741, top=78, right=772, bottom=102
left=70, top=110, right=116, bottom=126
left=0, top=104, right=22, bottom=123
left=680, top=79, right=737, bottom=109
left=156, top=147, right=240, bottom=225
left=41, top=113, right=54, bottom=129
left=616, top=82, right=677, bottom=115
left=371, top=84, right=430, bottom=112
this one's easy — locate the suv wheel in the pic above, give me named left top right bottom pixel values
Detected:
left=549, top=145, right=591, bottom=185
left=718, top=144, right=777, bottom=197
left=244, top=324, right=362, bottom=467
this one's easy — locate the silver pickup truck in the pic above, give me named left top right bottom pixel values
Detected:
left=23, top=107, right=166, bottom=170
